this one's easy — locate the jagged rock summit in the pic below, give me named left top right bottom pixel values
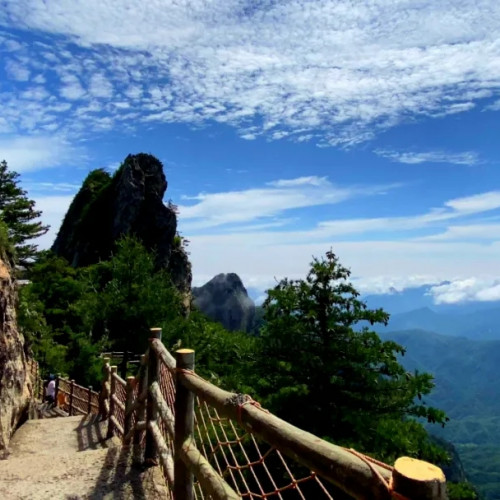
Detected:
left=193, top=273, right=255, bottom=332
left=51, top=153, right=191, bottom=293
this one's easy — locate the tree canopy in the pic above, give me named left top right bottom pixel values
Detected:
left=255, top=250, right=448, bottom=462
left=0, top=160, right=49, bottom=267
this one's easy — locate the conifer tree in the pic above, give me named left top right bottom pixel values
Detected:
left=0, top=160, right=49, bottom=267
left=257, top=250, right=448, bottom=462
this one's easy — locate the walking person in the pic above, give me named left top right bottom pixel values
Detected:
left=45, top=374, right=56, bottom=406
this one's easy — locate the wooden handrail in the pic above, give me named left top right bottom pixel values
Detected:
left=148, top=420, right=175, bottom=486
left=94, top=333, right=446, bottom=500
left=112, top=371, right=127, bottom=387
left=149, top=381, right=174, bottom=438
left=125, top=388, right=147, bottom=417
left=151, top=338, right=393, bottom=500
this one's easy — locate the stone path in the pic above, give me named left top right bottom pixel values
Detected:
left=0, top=415, right=169, bottom=499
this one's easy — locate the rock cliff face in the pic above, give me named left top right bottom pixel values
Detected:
left=0, top=255, right=30, bottom=456
left=193, top=273, right=255, bottom=332
left=52, top=153, right=191, bottom=293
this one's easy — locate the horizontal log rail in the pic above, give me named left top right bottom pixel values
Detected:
left=173, top=357, right=391, bottom=499
left=112, top=371, right=126, bottom=387
left=110, top=415, right=124, bottom=436
left=179, top=435, right=240, bottom=500
left=149, top=381, right=175, bottom=437
left=111, top=394, right=126, bottom=412
left=148, top=420, right=175, bottom=486
left=124, top=388, right=147, bottom=417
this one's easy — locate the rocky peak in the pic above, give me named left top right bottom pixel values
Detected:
left=51, top=153, right=191, bottom=293
left=192, top=273, right=255, bottom=332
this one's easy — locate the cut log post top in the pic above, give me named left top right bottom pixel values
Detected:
left=392, top=457, right=447, bottom=500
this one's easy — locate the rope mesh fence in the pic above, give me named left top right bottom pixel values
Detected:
left=158, top=361, right=176, bottom=499
left=192, top=397, right=336, bottom=499
left=57, top=377, right=100, bottom=416
left=113, top=375, right=127, bottom=435
left=152, top=356, right=339, bottom=500
left=58, top=378, right=71, bottom=413
left=96, top=344, right=413, bottom=500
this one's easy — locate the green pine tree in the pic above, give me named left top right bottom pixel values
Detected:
left=0, top=160, right=49, bottom=268
left=256, top=250, right=448, bottom=463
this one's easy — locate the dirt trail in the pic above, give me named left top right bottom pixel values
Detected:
left=0, top=415, right=169, bottom=499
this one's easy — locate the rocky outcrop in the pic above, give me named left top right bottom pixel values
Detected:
left=431, top=436, right=467, bottom=483
left=51, top=153, right=191, bottom=293
left=193, top=273, right=255, bottom=332
left=0, top=255, right=31, bottom=456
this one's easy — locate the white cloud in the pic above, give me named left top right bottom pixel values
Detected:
left=4, top=58, right=30, bottom=81
left=33, top=194, right=75, bottom=249
left=268, top=176, right=329, bottom=188
left=445, top=191, right=500, bottom=214
left=376, top=149, right=480, bottom=166
left=485, top=99, right=500, bottom=111
left=0, top=1, right=499, bottom=143
left=353, top=275, right=442, bottom=295
left=178, top=177, right=396, bottom=228
left=25, top=181, right=81, bottom=193
left=186, top=234, right=500, bottom=296
left=88, top=73, right=113, bottom=99
left=0, top=135, right=84, bottom=172
left=419, top=223, right=500, bottom=241
left=60, top=75, right=86, bottom=100
left=179, top=187, right=500, bottom=295
left=430, top=279, right=500, bottom=304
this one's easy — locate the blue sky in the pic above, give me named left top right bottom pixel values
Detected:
left=1, top=0, right=500, bottom=304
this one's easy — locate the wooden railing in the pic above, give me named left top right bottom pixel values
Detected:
left=56, top=377, right=100, bottom=416
left=99, top=328, right=447, bottom=500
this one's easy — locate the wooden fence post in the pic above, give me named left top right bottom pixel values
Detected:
left=88, top=386, right=93, bottom=414
left=54, top=375, right=60, bottom=405
left=124, top=376, right=135, bottom=442
left=69, top=379, right=75, bottom=416
left=107, top=366, right=117, bottom=438
left=100, top=357, right=110, bottom=418
left=174, top=348, right=195, bottom=500
left=120, top=350, right=129, bottom=379
left=392, top=457, right=447, bottom=500
left=145, top=328, right=162, bottom=463
left=133, top=354, right=148, bottom=462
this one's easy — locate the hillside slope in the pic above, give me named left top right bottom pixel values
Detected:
left=381, top=329, right=500, bottom=500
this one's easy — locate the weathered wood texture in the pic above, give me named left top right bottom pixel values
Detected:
left=174, top=349, right=195, bottom=500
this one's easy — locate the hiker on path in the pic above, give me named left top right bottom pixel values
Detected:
left=45, top=374, right=56, bottom=405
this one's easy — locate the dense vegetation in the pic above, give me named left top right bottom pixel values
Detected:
left=1, top=159, right=479, bottom=498
left=0, top=160, right=49, bottom=268
left=381, top=329, right=500, bottom=499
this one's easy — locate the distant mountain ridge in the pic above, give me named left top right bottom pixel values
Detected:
left=364, top=284, right=500, bottom=315
left=374, top=305, right=500, bottom=340
left=381, top=329, right=500, bottom=499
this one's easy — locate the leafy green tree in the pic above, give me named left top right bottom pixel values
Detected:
left=77, top=236, right=184, bottom=354
left=256, top=250, right=448, bottom=462
left=164, top=310, right=257, bottom=393
left=447, top=482, right=479, bottom=500
left=0, top=219, right=15, bottom=263
left=26, top=252, right=83, bottom=336
left=0, top=160, right=49, bottom=267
